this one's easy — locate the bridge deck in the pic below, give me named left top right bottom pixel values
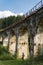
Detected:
left=0, top=0, right=43, bottom=32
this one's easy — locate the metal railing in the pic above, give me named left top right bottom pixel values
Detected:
left=0, top=0, right=43, bottom=32
left=16, top=0, right=43, bottom=22
left=24, top=0, right=43, bottom=17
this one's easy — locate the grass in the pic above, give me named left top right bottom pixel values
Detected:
left=0, top=59, right=43, bottom=65
left=0, top=44, right=43, bottom=65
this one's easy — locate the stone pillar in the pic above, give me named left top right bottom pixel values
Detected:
left=7, top=31, right=10, bottom=50
left=2, top=33, right=5, bottom=44
left=29, top=26, right=36, bottom=58
left=29, top=32, right=34, bottom=58
left=14, top=28, right=19, bottom=58
left=27, top=21, right=36, bottom=58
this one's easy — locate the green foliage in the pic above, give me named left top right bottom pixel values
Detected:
left=0, top=45, right=8, bottom=55
left=0, top=59, right=43, bottom=65
left=0, top=15, right=23, bottom=29
left=0, top=44, right=15, bottom=60
left=34, top=45, right=43, bottom=62
left=0, top=54, right=14, bottom=60
left=0, top=44, right=43, bottom=64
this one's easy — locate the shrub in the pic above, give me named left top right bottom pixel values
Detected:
left=0, top=44, right=15, bottom=60
left=34, top=45, right=43, bottom=62
left=0, top=45, right=8, bottom=55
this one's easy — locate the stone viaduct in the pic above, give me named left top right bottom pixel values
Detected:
left=0, top=0, right=43, bottom=59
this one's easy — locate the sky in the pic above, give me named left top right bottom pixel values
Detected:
left=0, top=0, right=40, bottom=18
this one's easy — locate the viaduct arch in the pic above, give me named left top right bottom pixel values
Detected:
left=0, top=0, right=43, bottom=59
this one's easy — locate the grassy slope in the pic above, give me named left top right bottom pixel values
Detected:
left=0, top=59, right=43, bottom=65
